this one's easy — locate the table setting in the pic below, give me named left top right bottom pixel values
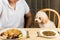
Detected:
left=0, top=28, right=60, bottom=40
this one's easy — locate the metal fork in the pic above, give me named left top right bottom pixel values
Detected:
left=26, top=31, right=30, bottom=38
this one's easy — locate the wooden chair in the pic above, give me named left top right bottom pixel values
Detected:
left=59, top=16, right=60, bottom=28
left=34, top=8, right=60, bottom=28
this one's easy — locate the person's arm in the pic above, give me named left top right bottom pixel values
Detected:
left=23, top=0, right=32, bottom=28
left=25, top=12, right=32, bottom=28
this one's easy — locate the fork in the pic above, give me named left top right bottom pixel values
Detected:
left=26, top=31, right=30, bottom=38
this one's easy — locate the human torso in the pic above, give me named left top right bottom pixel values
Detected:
left=1, top=0, right=26, bottom=28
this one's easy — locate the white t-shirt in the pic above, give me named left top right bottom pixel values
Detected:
left=0, top=0, right=30, bottom=28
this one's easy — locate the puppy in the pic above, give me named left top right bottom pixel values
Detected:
left=35, top=11, right=56, bottom=28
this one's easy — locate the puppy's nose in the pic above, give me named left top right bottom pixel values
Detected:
left=35, top=20, right=38, bottom=22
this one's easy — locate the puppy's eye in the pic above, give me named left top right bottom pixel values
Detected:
left=39, top=17, right=41, bottom=20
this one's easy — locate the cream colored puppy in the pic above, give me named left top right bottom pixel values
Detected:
left=35, top=11, right=56, bottom=28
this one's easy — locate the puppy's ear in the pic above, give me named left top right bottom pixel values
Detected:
left=41, top=18, right=49, bottom=24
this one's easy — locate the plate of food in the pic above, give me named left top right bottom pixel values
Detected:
left=0, top=28, right=27, bottom=40
left=39, top=30, right=59, bottom=38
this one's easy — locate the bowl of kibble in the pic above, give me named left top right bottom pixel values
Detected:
left=39, top=30, right=59, bottom=38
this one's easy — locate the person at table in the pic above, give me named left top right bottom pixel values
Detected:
left=0, top=0, right=32, bottom=28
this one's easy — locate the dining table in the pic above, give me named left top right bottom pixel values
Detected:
left=0, top=28, right=60, bottom=40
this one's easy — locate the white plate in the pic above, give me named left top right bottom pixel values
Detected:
left=0, top=28, right=27, bottom=38
left=39, top=30, right=59, bottom=38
